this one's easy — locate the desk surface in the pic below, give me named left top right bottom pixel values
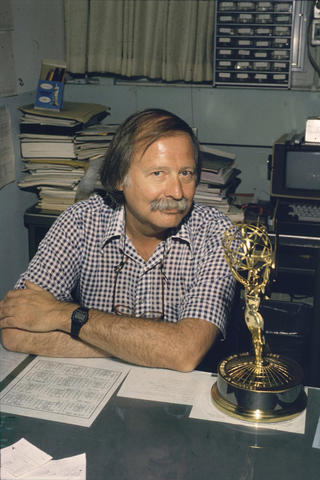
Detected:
left=1, top=357, right=320, bottom=480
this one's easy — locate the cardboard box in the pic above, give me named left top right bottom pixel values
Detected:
left=35, top=59, right=66, bottom=111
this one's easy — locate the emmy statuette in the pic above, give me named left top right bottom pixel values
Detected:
left=211, top=223, right=307, bottom=422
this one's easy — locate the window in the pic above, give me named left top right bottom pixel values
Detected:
left=64, top=0, right=215, bottom=84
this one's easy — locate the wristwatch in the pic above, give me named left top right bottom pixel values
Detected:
left=70, top=307, right=89, bottom=339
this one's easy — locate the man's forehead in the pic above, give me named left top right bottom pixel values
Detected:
left=132, top=132, right=194, bottom=160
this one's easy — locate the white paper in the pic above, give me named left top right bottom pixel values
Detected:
left=0, top=342, right=28, bottom=382
left=312, top=416, right=320, bottom=449
left=190, top=375, right=307, bottom=434
left=22, top=453, right=86, bottom=480
left=0, top=105, right=15, bottom=188
left=117, top=365, right=212, bottom=405
left=0, top=357, right=130, bottom=427
left=0, top=439, right=86, bottom=480
left=0, top=438, right=52, bottom=478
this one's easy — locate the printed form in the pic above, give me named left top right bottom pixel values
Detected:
left=0, top=356, right=130, bottom=427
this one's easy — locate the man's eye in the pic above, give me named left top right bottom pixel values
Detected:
left=181, top=170, right=193, bottom=177
left=152, top=171, right=162, bottom=176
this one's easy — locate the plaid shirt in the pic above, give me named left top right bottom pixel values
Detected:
left=16, top=195, right=236, bottom=336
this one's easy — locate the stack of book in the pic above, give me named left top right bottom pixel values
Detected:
left=74, top=124, right=119, bottom=160
left=73, top=124, right=119, bottom=201
left=18, top=102, right=112, bottom=212
left=195, top=145, right=243, bottom=221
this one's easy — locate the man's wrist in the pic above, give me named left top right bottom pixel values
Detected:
left=54, top=302, right=79, bottom=334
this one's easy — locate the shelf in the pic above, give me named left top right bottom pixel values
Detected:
left=214, top=0, right=294, bottom=87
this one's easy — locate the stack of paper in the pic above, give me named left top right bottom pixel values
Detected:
left=72, top=123, right=120, bottom=202
left=195, top=145, right=242, bottom=219
left=74, top=124, right=119, bottom=160
left=17, top=102, right=113, bottom=212
left=0, top=438, right=86, bottom=480
left=20, top=102, right=110, bottom=130
left=20, top=133, right=77, bottom=159
left=20, top=113, right=82, bottom=136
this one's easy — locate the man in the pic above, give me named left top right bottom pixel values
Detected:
left=0, top=109, right=236, bottom=372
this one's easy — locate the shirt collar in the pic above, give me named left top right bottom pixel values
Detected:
left=164, top=206, right=195, bottom=256
left=166, top=218, right=194, bottom=256
left=101, top=205, right=126, bottom=249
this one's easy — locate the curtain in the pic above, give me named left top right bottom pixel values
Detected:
left=64, top=0, right=215, bottom=83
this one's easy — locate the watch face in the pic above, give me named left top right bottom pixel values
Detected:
left=71, top=308, right=88, bottom=339
left=76, top=310, right=87, bottom=323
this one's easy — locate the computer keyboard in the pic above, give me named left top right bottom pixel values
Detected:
left=288, top=202, right=320, bottom=223
left=274, top=199, right=320, bottom=237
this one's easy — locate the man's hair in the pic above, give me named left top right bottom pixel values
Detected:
left=100, top=108, right=200, bottom=205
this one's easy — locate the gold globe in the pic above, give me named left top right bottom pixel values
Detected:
left=222, top=223, right=274, bottom=297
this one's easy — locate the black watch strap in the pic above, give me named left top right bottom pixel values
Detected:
left=71, top=306, right=89, bottom=339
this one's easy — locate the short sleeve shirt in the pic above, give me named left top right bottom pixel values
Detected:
left=15, top=195, right=236, bottom=337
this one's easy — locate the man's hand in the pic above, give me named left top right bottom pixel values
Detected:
left=0, top=281, right=73, bottom=333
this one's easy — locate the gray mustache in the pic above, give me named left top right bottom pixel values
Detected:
left=150, top=198, right=189, bottom=212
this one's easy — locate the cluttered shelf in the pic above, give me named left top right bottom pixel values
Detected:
left=18, top=102, right=118, bottom=211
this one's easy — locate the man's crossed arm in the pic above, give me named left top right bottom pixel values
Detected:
left=0, top=281, right=219, bottom=372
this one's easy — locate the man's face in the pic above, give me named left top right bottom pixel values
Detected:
left=118, top=133, right=196, bottom=238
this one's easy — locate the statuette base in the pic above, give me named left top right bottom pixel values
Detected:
left=211, top=352, right=307, bottom=423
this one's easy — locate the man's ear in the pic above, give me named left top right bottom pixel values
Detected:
left=116, top=174, right=129, bottom=191
left=116, top=181, right=124, bottom=192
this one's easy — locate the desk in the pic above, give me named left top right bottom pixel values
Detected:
left=1, top=357, right=320, bottom=480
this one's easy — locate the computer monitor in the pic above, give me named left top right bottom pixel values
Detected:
left=270, top=133, right=320, bottom=201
